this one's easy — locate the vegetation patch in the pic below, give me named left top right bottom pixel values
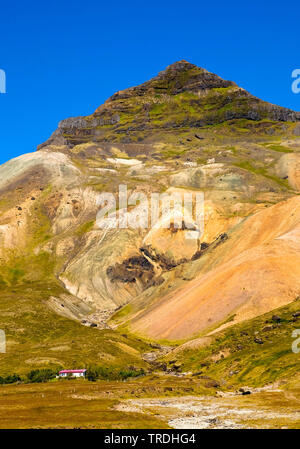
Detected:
left=75, top=220, right=95, bottom=236
left=172, top=298, right=300, bottom=387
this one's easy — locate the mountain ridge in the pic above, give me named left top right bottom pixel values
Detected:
left=39, top=60, right=300, bottom=151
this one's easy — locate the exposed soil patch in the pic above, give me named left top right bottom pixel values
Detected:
left=117, top=389, right=300, bottom=429
left=44, top=191, right=63, bottom=220
left=106, top=255, right=155, bottom=284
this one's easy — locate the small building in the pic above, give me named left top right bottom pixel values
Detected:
left=58, top=369, right=87, bottom=378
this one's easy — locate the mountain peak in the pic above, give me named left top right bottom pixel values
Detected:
left=106, top=60, right=236, bottom=103
left=39, top=61, right=300, bottom=150
left=160, top=60, right=197, bottom=71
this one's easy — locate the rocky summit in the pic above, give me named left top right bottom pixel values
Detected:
left=1, top=61, right=300, bottom=394
left=39, top=60, right=300, bottom=150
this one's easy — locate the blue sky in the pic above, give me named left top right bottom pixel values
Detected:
left=0, top=0, right=299, bottom=164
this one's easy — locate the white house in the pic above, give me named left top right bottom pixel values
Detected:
left=58, top=369, right=87, bottom=378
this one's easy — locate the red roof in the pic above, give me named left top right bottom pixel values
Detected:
left=59, top=369, right=87, bottom=374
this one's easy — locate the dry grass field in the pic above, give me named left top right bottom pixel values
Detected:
left=0, top=375, right=215, bottom=429
left=0, top=379, right=167, bottom=429
left=0, top=376, right=300, bottom=429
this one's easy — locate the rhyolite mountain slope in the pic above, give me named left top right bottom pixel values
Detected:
left=1, top=61, right=300, bottom=380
